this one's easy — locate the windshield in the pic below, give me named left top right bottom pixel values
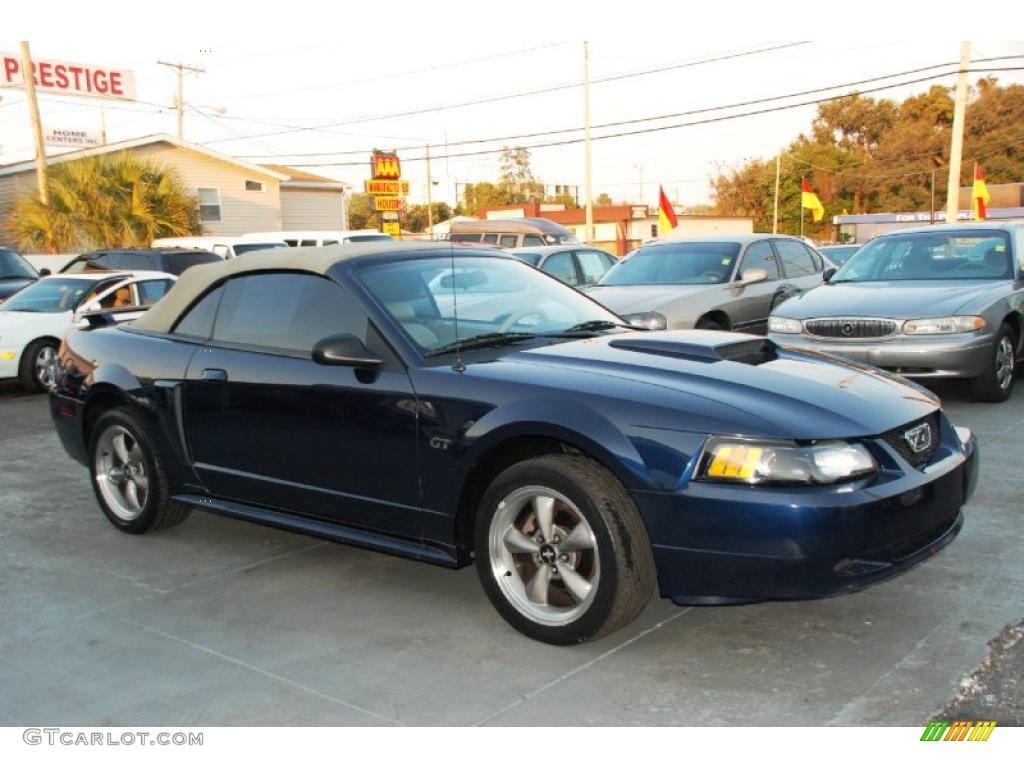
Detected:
left=819, top=245, right=860, bottom=266
left=0, top=249, right=37, bottom=279
left=233, top=243, right=287, bottom=255
left=598, top=242, right=740, bottom=285
left=1, top=278, right=95, bottom=313
left=834, top=231, right=1014, bottom=282
left=357, top=255, right=622, bottom=354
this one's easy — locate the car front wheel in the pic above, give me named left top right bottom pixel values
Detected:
left=18, top=338, right=58, bottom=393
left=969, top=323, right=1016, bottom=403
left=474, top=454, right=656, bottom=645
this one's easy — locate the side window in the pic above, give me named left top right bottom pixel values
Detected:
left=740, top=241, right=780, bottom=280
left=115, top=252, right=156, bottom=271
left=522, top=235, right=544, bottom=247
left=300, top=239, right=318, bottom=247
left=92, top=253, right=121, bottom=270
left=212, top=244, right=231, bottom=258
left=807, top=245, right=823, bottom=271
left=482, top=233, right=499, bottom=245
left=173, top=286, right=224, bottom=339
left=774, top=240, right=816, bottom=277
left=450, top=233, right=481, bottom=243
left=284, top=239, right=300, bottom=247
left=576, top=250, right=610, bottom=285
left=212, top=273, right=368, bottom=354
left=323, top=240, right=339, bottom=246
left=94, top=284, right=133, bottom=309
left=542, top=251, right=579, bottom=285
left=498, top=234, right=518, bottom=248
left=135, top=279, right=173, bottom=306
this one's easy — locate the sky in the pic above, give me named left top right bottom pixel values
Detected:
left=3, top=4, right=1023, bottom=210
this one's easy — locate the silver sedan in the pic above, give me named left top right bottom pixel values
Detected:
left=768, top=222, right=1024, bottom=403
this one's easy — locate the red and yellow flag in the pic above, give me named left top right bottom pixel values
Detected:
left=658, top=185, right=678, bottom=235
left=973, top=163, right=990, bottom=221
left=801, top=178, right=824, bottom=222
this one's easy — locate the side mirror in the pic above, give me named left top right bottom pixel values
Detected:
left=39, top=268, right=51, bottom=277
left=737, top=267, right=768, bottom=285
left=823, top=267, right=837, bottom=283
left=312, top=334, right=383, bottom=368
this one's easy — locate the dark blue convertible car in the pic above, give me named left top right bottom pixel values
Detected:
left=50, top=242, right=978, bottom=644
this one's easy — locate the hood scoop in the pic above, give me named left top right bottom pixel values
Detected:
left=608, top=335, right=779, bottom=365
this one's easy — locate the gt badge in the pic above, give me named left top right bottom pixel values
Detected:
left=903, top=422, right=932, bottom=454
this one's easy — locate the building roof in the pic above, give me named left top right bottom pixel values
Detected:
left=258, top=164, right=349, bottom=186
left=0, top=134, right=290, bottom=181
left=131, top=241, right=476, bottom=334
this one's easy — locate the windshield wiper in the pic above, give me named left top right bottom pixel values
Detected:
left=424, top=332, right=537, bottom=358
left=561, top=319, right=632, bottom=333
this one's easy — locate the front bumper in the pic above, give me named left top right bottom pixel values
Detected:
left=636, top=417, right=978, bottom=604
left=0, top=349, right=20, bottom=379
left=767, top=332, right=992, bottom=379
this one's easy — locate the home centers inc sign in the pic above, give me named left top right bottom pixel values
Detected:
left=1, top=52, right=136, bottom=100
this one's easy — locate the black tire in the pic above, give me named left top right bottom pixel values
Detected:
left=695, top=317, right=725, bottom=331
left=474, top=454, right=656, bottom=645
left=968, top=323, right=1016, bottom=403
left=18, top=338, right=58, bottom=393
left=88, top=407, right=191, bottom=534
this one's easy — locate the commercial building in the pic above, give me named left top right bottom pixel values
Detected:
left=0, top=134, right=351, bottom=241
left=473, top=202, right=753, bottom=256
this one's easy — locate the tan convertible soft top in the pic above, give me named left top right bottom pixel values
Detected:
left=131, top=240, right=458, bottom=334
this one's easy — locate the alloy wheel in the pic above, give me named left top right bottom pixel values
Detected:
left=94, top=425, right=149, bottom=522
left=488, top=485, right=600, bottom=627
left=35, top=345, right=57, bottom=392
left=995, top=335, right=1015, bottom=391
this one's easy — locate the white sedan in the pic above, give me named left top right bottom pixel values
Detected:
left=0, top=270, right=176, bottom=392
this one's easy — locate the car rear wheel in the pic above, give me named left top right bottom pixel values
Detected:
left=474, top=454, right=656, bottom=645
left=18, top=339, right=58, bottom=393
left=89, top=407, right=190, bottom=534
left=969, top=323, right=1016, bottom=403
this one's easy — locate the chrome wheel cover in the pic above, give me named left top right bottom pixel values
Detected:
left=488, top=485, right=600, bottom=627
left=35, top=345, right=57, bottom=392
left=995, top=335, right=1015, bottom=391
left=94, top=425, right=149, bottom=522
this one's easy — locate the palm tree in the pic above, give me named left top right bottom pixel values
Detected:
left=6, top=152, right=202, bottom=252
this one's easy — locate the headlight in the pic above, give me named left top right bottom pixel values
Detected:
left=621, top=312, right=667, bottom=331
left=768, top=316, right=802, bottom=334
left=902, top=316, right=985, bottom=335
left=698, top=437, right=878, bottom=485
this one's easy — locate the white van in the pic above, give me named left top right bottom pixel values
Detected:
left=241, top=230, right=394, bottom=247
left=151, top=236, right=287, bottom=259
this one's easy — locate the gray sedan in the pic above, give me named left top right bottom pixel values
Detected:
left=507, top=245, right=618, bottom=287
left=768, top=222, right=1024, bottom=402
left=586, top=235, right=828, bottom=334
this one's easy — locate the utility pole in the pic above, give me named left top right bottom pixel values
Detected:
left=945, top=42, right=971, bottom=223
left=772, top=152, right=781, bottom=234
left=929, top=169, right=936, bottom=224
left=99, top=100, right=108, bottom=145
left=20, top=42, right=48, bottom=205
left=583, top=41, right=594, bottom=245
left=425, top=143, right=434, bottom=237
left=158, top=60, right=205, bottom=140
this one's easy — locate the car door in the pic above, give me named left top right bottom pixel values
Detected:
left=727, top=239, right=782, bottom=335
left=180, top=271, right=422, bottom=538
left=772, top=239, right=825, bottom=309
left=574, top=249, right=614, bottom=287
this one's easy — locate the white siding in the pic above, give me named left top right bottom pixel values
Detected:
left=280, top=188, right=346, bottom=230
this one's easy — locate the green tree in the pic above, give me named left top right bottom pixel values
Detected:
left=498, top=146, right=544, bottom=202
left=347, top=192, right=379, bottom=230
left=595, top=192, right=613, bottom=206
left=7, top=152, right=201, bottom=252
left=403, top=202, right=452, bottom=233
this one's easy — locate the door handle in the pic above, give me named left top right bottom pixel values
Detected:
left=201, top=368, right=228, bottom=382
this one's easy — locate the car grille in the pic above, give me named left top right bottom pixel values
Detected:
left=804, top=317, right=898, bottom=339
left=878, top=412, right=941, bottom=469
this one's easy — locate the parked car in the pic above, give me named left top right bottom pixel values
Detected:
left=818, top=244, right=862, bottom=266
left=1, top=271, right=175, bottom=391
left=51, top=242, right=977, bottom=644
left=61, top=247, right=221, bottom=276
left=0, top=247, right=48, bottom=303
left=768, top=223, right=1024, bottom=403
left=586, top=234, right=829, bottom=333
left=508, top=245, right=617, bottom=287
left=446, top=217, right=579, bottom=248
left=151, top=236, right=287, bottom=259
left=242, top=230, right=393, bottom=247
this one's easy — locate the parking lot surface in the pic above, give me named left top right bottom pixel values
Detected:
left=1, top=379, right=1021, bottom=726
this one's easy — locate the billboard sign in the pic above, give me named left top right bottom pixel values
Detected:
left=1, top=52, right=136, bottom=101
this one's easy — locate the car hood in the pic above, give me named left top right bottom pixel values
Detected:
left=585, top=284, right=715, bottom=314
left=0, top=278, right=34, bottom=301
left=776, top=280, right=1009, bottom=319
left=474, top=331, right=938, bottom=440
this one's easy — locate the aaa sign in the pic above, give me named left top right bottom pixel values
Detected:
left=1, top=53, right=136, bottom=101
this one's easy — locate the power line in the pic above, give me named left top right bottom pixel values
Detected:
left=234, top=54, right=1024, bottom=161
left=283, top=66, right=1024, bottom=168
left=200, top=42, right=811, bottom=146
